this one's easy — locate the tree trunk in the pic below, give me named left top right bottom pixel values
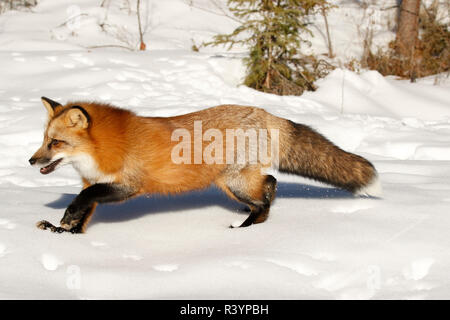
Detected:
left=321, top=6, right=334, bottom=58
left=395, top=0, right=421, bottom=58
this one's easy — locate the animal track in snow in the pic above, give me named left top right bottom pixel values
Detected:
left=266, top=258, right=318, bottom=276
left=337, top=286, right=377, bottom=300
left=99, top=93, right=112, bottom=100
left=107, top=82, right=132, bottom=90
left=314, top=272, right=357, bottom=292
left=404, top=293, right=428, bottom=300
left=169, top=60, right=186, bottom=67
left=141, top=83, right=155, bottom=91
left=410, top=281, right=435, bottom=291
left=115, top=73, right=127, bottom=81
left=402, top=258, right=434, bottom=281
left=45, top=56, right=57, bottom=62
left=70, top=55, right=94, bottom=66
left=0, top=243, right=8, bottom=257
left=108, top=58, right=139, bottom=67
left=226, top=261, right=250, bottom=270
left=90, top=241, right=107, bottom=248
left=122, top=254, right=143, bottom=261
left=153, top=264, right=178, bottom=272
left=0, top=169, right=14, bottom=177
left=310, top=252, right=336, bottom=262
left=62, top=63, right=75, bottom=69
left=331, top=200, right=375, bottom=214
left=72, top=91, right=91, bottom=96
left=128, top=97, right=141, bottom=107
left=0, top=219, right=16, bottom=230
left=116, top=70, right=148, bottom=82
left=41, top=253, right=63, bottom=271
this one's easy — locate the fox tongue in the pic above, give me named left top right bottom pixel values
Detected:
left=40, top=166, right=53, bottom=174
left=40, top=159, right=62, bottom=175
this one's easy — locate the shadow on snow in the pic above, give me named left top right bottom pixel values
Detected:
left=45, top=182, right=354, bottom=225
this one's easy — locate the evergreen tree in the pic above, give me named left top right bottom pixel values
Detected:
left=206, top=0, right=333, bottom=95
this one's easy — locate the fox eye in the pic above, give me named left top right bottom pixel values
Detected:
left=49, top=139, right=63, bottom=148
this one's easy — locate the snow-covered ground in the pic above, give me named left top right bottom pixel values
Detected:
left=0, top=0, right=449, bottom=299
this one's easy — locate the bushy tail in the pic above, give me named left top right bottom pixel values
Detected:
left=277, top=121, right=382, bottom=197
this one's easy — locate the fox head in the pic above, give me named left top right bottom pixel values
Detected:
left=29, top=97, right=91, bottom=175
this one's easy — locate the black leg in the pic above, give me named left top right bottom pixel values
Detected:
left=61, top=183, right=135, bottom=230
left=229, top=175, right=277, bottom=228
left=37, top=204, right=95, bottom=234
left=238, top=206, right=266, bottom=227
left=66, top=204, right=95, bottom=233
left=38, top=183, right=135, bottom=234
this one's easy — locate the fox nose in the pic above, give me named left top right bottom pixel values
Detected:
left=29, top=158, right=37, bottom=165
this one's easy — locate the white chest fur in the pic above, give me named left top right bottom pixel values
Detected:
left=71, top=153, right=116, bottom=184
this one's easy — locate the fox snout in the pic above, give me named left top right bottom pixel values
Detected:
left=28, top=152, right=50, bottom=166
left=28, top=156, right=49, bottom=166
left=29, top=146, right=64, bottom=174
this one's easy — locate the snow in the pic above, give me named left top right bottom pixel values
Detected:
left=0, top=0, right=449, bottom=299
left=41, top=253, right=64, bottom=271
left=308, top=69, right=450, bottom=121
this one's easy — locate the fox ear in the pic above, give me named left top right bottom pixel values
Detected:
left=41, top=97, right=62, bottom=118
left=65, top=107, right=89, bottom=129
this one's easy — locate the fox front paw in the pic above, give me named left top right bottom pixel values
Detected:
left=69, top=225, right=83, bottom=234
left=36, top=220, right=82, bottom=234
left=36, top=220, right=67, bottom=233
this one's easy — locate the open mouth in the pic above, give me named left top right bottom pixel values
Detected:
left=40, top=158, right=63, bottom=175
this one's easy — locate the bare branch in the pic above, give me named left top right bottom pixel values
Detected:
left=321, top=5, right=334, bottom=58
left=183, top=0, right=242, bottom=23
left=56, top=13, right=89, bottom=28
left=85, top=44, right=135, bottom=51
left=137, top=0, right=146, bottom=50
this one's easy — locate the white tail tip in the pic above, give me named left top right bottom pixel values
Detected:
left=355, top=174, right=382, bottom=198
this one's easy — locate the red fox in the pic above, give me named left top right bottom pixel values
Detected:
left=30, top=97, right=381, bottom=234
